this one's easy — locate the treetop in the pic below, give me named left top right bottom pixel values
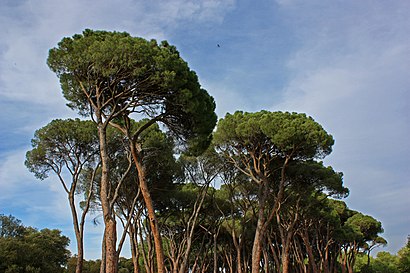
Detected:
left=214, top=110, right=334, bottom=160
left=47, top=29, right=216, bottom=155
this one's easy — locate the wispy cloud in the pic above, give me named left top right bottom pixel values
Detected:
left=0, top=0, right=235, bottom=106
left=271, top=0, right=410, bottom=253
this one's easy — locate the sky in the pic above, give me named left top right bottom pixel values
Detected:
left=0, top=0, right=409, bottom=260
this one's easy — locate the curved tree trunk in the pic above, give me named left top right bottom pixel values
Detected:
left=130, top=141, right=165, bottom=273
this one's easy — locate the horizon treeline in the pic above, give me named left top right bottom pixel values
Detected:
left=3, top=29, right=404, bottom=273
left=2, top=214, right=409, bottom=273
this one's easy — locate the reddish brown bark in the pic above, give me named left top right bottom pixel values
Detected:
left=130, top=142, right=165, bottom=273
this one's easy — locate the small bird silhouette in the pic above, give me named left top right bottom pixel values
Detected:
left=217, top=44, right=220, bottom=48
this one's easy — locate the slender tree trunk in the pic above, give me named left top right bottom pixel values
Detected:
left=130, top=223, right=140, bottom=273
left=76, top=245, right=84, bottom=273
left=105, top=219, right=118, bottom=273
left=279, top=222, right=297, bottom=273
left=301, top=229, right=318, bottom=273
left=263, top=248, right=269, bottom=273
left=68, top=192, right=84, bottom=273
left=101, top=230, right=106, bottom=273
left=138, top=219, right=152, bottom=273
left=340, top=251, right=346, bottom=273
left=268, top=236, right=280, bottom=273
left=233, top=236, right=243, bottom=273
left=213, top=232, right=218, bottom=273
left=98, top=124, right=118, bottom=273
left=282, top=253, right=290, bottom=273
left=130, top=141, right=165, bottom=273
left=179, top=182, right=210, bottom=273
left=251, top=181, right=268, bottom=273
left=251, top=210, right=265, bottom=273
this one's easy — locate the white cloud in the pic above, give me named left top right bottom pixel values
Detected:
left=0, top=0, right=236, bottom=108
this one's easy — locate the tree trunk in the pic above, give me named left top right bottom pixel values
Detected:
left=130, top=223, right=140, bottom=273
left=138, top=219, right=153, bottom=273
left=130, top=142, right=165, bottom=273
left=282, top=253, right=290, bottom=273
left=98, top=124, right=118, bottom=273
left=301, top=230, right=318, bottom=273
left=251, top=212, right=264, bottom=273
left=213, top=232, right=218, bottom=273
left=233, top=236, right=243, bottom=273
left=100, top=230, right=106, bottom=273
left=105, top=219, right=118, bottom=273
left=263, top=248, right=269, bottom=273
left=74, top=228, right=84, bottom=273
left=251, top=181, right=269, bottom=273
left=76, top=249, right=84, bottom=273
left=68, top=193, right=84, bottom=273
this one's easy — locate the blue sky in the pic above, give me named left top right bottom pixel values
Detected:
left=1, top=0, right=409, bottom=260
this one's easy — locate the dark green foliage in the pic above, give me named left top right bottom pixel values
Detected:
left=113, top=119, right=183, bottom=210
left=345, top=213, right=384, bottom=244
left=214, top=110, right=334, bottom=161
left=397, top=236, right=410, bottom=273
left=47, top=29, right=216, bottom=155
left=66, top=257, right=101, bottom=273
left=0, top=215, right=70, bottom=273
left=286, top=160, right=349, bottom=197
left=0, top=214, right=25, bottom=238
left=25, top=118, right=99, bottom=181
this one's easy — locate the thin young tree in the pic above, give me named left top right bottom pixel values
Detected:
left=25, top=119, right=99, bottom=273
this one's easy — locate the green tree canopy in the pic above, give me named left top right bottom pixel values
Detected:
left=25, top=118, right=99, bottom=181
left=398, top=236, right=410, bottom=273
left=0, top=216, right=70, bottom=273
left=214, top=111, right=334, bottom=162
left=47, top=29, right=216, bottom=155
left=0, top=214, right=25, bottom=238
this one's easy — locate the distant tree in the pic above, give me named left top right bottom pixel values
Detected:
left=159, top=148, right=222, bottom=273
left=359, top=251, right=399, bottom=273
left=338, top=212, right=385, bottom=273
left=0, top=216, right=70, bottom=273
left=67, top=257, right=101, bottom=273
left=48, top=29, right=216, bottom=273
left=0, top=214, right=25, bottom=238
left=397, top=236, right=410, bottom=273
left=25, top=118, right=99, bottom=273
